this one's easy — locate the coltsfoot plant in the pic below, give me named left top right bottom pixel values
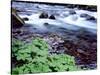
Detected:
left=12, top=38, right=80, bottom=75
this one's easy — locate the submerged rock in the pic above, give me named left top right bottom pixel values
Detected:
left=80, top=14, right=89, bottom=18
left=86, top=16, right=96, bottom=21
left=80, top=14, right=97, bottom=22
left=39, top=12, right=48, bottom=19
left=44, top=23, right=49, bottom=26
left=69, top=10, right=76, bottom=15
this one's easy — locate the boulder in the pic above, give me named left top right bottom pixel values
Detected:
left=12, top=8, right=25, bottom=28
left=86, top=16, right=96, bottom=21
left=49, top=15, right=56, bottom=20
left=39, top=12, right=48, bottom=19
left=23, top=17, right=29, bottom=21
left=69, top=10, right=76, bottom=15
left=80, top=14, right=89, bottom=18
left=80, top=14, right=97, bottom=22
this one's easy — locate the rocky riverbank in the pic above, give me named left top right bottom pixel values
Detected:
left=12, top=26, right=97, bottom=70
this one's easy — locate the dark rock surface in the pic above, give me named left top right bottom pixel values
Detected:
left=23, top=17, right=29, bottom=21
left=49, top=15, right=56, bottom=20
left=86, top=16, right=96, bottom=22
left=80, top=13, right=97, bottom=22
left=39, top=12, right=48, bottom=19
left=80, top=14, right=89, bottom=18
left=69, top=10, right=76, bottom=15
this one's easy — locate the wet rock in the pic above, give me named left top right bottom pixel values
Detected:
left=86, top=16, right=96, bottom=22
left=80, top=14, right=97, bottom=22
left=69, top=10, right=76, bottom=15
left=62, top=14, right=69, bottom=17
left=49, top=15, right=56, bottom=20
left=23, top=17, right=29, bottom=21
left=16, top=9, right=21, bottom=12
left=44, top=23, right=49, bottom=26
left=39, top=12, right=48, bottom=19
left=80, top=14, right=89, bottom=18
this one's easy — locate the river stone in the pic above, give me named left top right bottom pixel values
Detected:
left=69, top=10, right=76, bottom=15
left=23, top=17, right=29, bottom=21
left=80, top=14, right=97, bottom=22
left=39, top=12, right=48, bottom=19
left=49, top=15, right=56, bottom=20
left=80, top=14, right=89, bottom=18
left=86, top=16, right=96, bottom=21
left=44, top=23, right=49, bottom=26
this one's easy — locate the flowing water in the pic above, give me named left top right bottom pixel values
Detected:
left=12, top=2, right=97, bottom=34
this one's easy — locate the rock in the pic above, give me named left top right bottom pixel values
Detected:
left=16, top=9, right=21, bottom=12
left=86, top=16, right=96, bottom=21
left=80, top=14, right=97, bottom=22
left=23, top=17, right=29, bottom=21
left=12, top=8, right=25, bottom=28
left=63, top=14, right=69, bottom=17
left=39, top=12, right=48, bottom=19
left=80, top=14, right=89, bottom=18
left=44, top=23, right=49, bottom=26
left=69, top=10, right=76, bottom=15
left=49, top=15, right=56, bottom=20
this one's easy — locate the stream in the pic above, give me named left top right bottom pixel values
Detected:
left=12, top=1, right=97, bottom=70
